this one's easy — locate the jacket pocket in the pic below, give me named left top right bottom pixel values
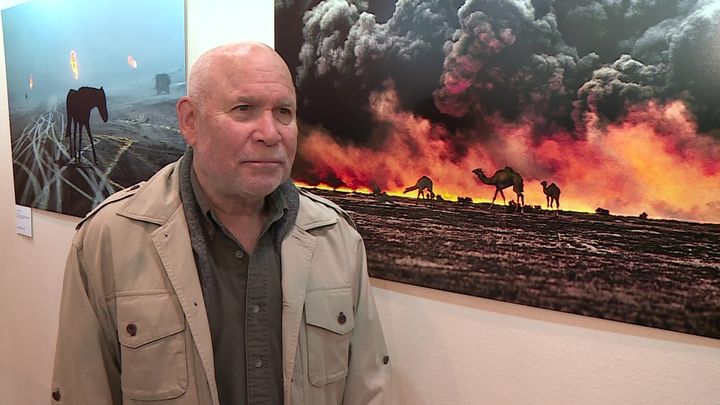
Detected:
left=304, top=287, right=355, bottom=387
left=117, top=292, right=188, bottom=400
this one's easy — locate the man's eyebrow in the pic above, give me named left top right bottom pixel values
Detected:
left=232, top=95, right=295, bottom=108
left=234, top=95, right=259, bottom=104
left=277, top=97, right=297, bottom=108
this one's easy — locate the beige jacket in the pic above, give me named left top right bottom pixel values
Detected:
left=51, top=159, right=391, bottom=405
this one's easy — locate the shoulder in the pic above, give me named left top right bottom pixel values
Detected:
left=76, top=182, right=145, bottom=231
left=297, top=188, right=357, bottom=230
left=75, top=160, right=179, bottom=232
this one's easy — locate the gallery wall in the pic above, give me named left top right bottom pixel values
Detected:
left=0, top=1, right=718, bottom=404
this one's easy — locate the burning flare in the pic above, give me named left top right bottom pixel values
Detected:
left=28, top=74, right=33, bottom=89
left=69, top=50, right=79, bottom=80
left=127, top=55, right=138, bottom=69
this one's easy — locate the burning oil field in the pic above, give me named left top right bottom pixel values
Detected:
left=277, top=0, right=720, bottom=338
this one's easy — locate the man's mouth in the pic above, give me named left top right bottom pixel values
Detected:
left=243, top=159, right=284, bottom=165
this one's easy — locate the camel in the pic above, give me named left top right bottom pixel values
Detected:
left=540, top=181, right=561, bottom=213
left=472, top=167, right=524, bottom=210
left=403, top=176, right=435, bottom=199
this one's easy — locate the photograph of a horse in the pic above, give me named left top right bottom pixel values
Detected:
left=65, top=86, right=108, bottom=164
left=2, top=0, right=186, bottom=218
left=276, top=0, right=720, bottom=338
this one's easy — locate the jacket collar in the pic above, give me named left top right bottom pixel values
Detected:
left=293, top=193, right=339, bottom=230
left=117, top=156, right=337, bottom=232
left=117, top=159, right=183, bottom=225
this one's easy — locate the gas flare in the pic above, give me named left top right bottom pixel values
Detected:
left=127, top=55, right=138, bottom=69
left=28, top=74, right=33, bottom=89
left=69, top=50, right=79, bottom=80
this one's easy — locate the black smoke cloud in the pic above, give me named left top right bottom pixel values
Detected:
left=572, top=54, right=667, bottom=133
left=276, top=0, right=720, bottom=142
left=432, top=0, right=600, bottom=134
left=555, top=0, right=720, bottom=133
left=284, top=0, right=463, bottom=143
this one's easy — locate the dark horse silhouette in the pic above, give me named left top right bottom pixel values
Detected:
left=65, top=86, right=108, bottom=164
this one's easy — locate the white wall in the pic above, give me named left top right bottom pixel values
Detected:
left=0, top=1, right=718, bottom=404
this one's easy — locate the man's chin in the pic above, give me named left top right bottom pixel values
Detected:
left=231, top=177, right=286, bottom=199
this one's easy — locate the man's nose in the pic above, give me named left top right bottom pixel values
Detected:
left=252, top=110, right=282, bottom=145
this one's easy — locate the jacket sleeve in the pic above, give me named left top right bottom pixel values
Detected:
left=51, top=239, right=122, bottom=404
left=342, top=237, right=393, bottom=405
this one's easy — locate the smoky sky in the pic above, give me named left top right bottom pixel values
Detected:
left=275, top=0, right=720, bottom=141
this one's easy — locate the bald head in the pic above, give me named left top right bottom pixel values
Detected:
left=176, top=41, right=299, bottom=208
left=187, top=42, right=295, bottom=108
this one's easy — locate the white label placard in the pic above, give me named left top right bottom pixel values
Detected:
left=16, top=205, right=32, bottom=237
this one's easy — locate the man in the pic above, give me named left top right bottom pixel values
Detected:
left=51, top=42, right=391, bottom=405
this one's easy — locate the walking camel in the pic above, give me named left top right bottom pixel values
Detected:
left=540, top=180, right=561, bottom=214
left=472, top=167, right=524, bottom=210
left=403, top=176, right=435, bottom=199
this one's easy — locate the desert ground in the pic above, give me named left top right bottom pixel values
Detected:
left=308, top=188, right=720, bottom=339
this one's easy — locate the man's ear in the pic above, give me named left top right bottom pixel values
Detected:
left=176, top=96, right=197, bottom=146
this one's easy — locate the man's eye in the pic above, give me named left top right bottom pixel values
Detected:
left=274, top=107, right=294, bottom=124
left=235, top=105, right=251, bottom=111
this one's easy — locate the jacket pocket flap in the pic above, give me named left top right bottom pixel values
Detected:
left=117, top=292, right=185, bottom=349
left=305, top=287, right=355, bottom=335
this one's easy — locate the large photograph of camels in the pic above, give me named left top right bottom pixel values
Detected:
left=276, top=0, right=720, bottom=339
left=2, top=0, right=186, bottom=218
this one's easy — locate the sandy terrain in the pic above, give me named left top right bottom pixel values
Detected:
left=309, top=188, right=720, bottom=339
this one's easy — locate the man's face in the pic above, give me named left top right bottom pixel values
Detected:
left=186, top=48, right=298, bottom=203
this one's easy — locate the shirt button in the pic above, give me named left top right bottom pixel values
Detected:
left=126, top=323, right=137, bottom=336
left=383, top=355, right=390, bottom=365
left=234, top=250, right=244, bottom=259
left=251, top=304, right=260, bottom=314
left=52, top=390, right=61, bottom=401
left=337, top=312, right=347, bottom=325
left=254, top=359, right=263, bottom=368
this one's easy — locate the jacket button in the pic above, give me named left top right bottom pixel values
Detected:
left=255, top=359, right=263, bottom=368
left=52, top=390, right=61, bottom=401
left=383, top=355, right=390, bottom=365
left=337, top=312, right=346, bottom=325
left=126, top=323, right=137, bottom=336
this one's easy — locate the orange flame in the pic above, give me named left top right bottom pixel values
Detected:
left=297, top=81, right=720, bottom=223
left=127, top=55, right=138, bottom=69
left=69, top=50, right=79, bottom=80
left=28, top=74, right=33, bottom=89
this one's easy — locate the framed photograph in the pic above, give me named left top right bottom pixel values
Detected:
left=3, top=0, right=186, bottom=217
left=276, top=0, right=720, bottom=338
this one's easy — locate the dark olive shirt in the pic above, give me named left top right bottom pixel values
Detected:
left=190, top=170, right=290, bottom=405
